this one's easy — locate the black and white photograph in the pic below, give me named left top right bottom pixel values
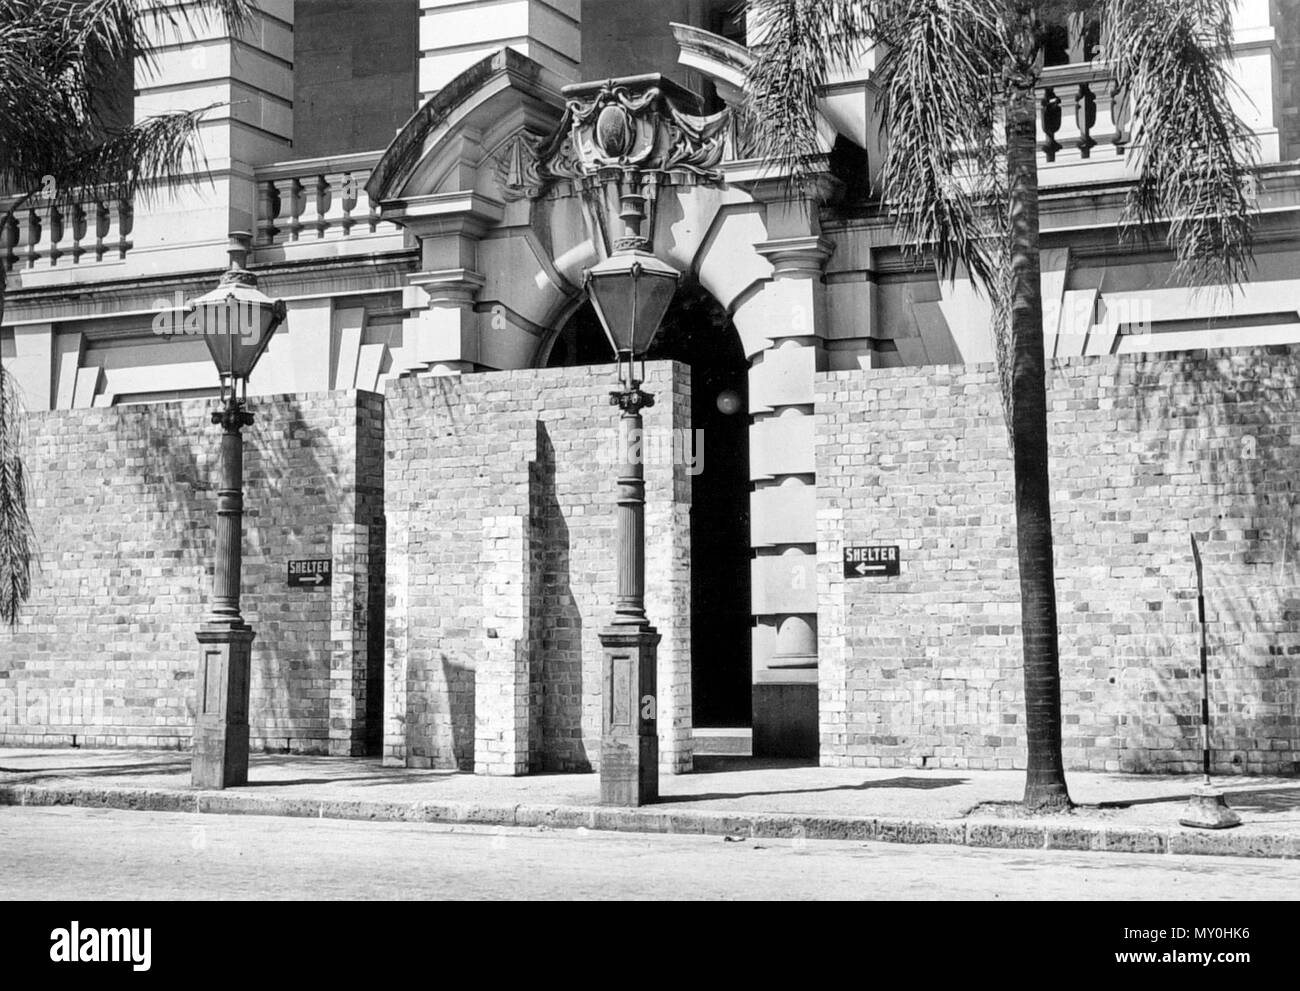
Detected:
left=0, top=0, right=1295, bottom=969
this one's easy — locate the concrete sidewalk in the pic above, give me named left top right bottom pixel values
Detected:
left=2, top=748, right=1298, bottom=859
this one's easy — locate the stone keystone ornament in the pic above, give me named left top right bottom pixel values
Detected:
left=493, top=74, right=731, bottom=202
left=595, top=104, right=636, bottom=159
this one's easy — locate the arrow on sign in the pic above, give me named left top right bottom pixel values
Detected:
left=844, top=547, right=901, bottom=578
left=288, top=560, right=333, bottom=588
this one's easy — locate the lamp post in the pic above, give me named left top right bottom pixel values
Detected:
left=189, top=232, right=286, bottom=790
left=585, top=168, right=680, bottom=806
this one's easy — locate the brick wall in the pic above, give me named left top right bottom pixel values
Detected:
left=817, top=347, right=1300, bottom=774
left=0, top=391, right=385, bottom=753
left=384, top=362, right=693, bottom=774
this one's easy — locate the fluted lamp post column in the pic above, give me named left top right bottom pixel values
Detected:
left=585, top=169, right=680, bottom=806
left=189, top=233, right=286, bottom=789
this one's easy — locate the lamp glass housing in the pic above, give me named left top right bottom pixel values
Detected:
left=586, top=250, right=680, bottom=364
left=192, top=270, right=287, bottom=384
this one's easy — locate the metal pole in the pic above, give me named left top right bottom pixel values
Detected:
left=1191, top=534, right=1210, bottom=785
left=1180, top=533, right=1240, bottom=828
left=209, top=397, right=253, bottom=627
left=612, top=394, right=649, bottom=627
left=599, top=380, right=659, bottom=806
left=192, top=394, right=257, bottom=790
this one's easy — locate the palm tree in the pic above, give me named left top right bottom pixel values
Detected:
left=745, top=0, right=1257, bottom=809
left=0, top=0, right=254, bottom=626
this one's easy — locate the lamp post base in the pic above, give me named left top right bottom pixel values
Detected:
left=1178, top=785, right=1242, bottom=830
left=599, top=625, right=659, bottom=807
left=192, top=627, right=256, bottom=790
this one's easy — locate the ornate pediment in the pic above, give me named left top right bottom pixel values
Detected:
left=493, top=74, right=731, bottom=202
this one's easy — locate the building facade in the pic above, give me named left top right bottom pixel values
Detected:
left=3, top=0, right=1299, bottom=773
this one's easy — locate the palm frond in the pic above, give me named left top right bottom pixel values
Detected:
left=0, top=0, right=254, bottom=201
left=744, top=0, right=1011, bottom=287
left=58, top=106, right=219, bottom=209
left=742, top=0, right=883, bottom=182
left=0, top=0, right=254, bottom=626
left=871, top=0, right=1010, bottom=288
left=1106, top=0, right=1258, bottom=287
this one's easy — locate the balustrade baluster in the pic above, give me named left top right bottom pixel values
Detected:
left=1076, top=84, right=1098, bottom=158
left=251, top=158, right=388, bottom=248
left=1054, top=83, right=1085, bottom=161
left=273, top=176, right=303, bottom=242
left=322, top=172, right=352, bottom=238
left=363, top=186, right=381, bottom=234
left=338, top=171, right=361, bottom=236
left=1111, top=79, right=1131, bottom=152
left=44, top=203, right=65, bottom=267
left=114, top=200, right=133, bottom=259
left=1, top=213, right=16, bottom=272
left=69, top=202, right=88, bottom=263
left=1041, top=87, right=1062, bottom=162
left=20, top=207, right=41, bottom=269
left=256, top=180, right=280, bottom=245
left=94, top=199, right=111, bottom=261
left=306, top=174, right=330, bottom=238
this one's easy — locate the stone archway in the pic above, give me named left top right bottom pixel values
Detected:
left=547, top=284, right=753, bottom=729
left=369, top=42, right=850, bottom=768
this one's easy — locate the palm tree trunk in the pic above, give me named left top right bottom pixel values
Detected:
left=1005, top=78, right=1071, bottom=810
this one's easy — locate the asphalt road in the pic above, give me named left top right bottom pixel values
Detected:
left=2, top=806, right=1297, bottom=900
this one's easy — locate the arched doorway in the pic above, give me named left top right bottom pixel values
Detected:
left=546, top=283, right=753, bottom=730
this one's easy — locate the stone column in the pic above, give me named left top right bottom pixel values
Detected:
left=404, top=269, right=487, bottom=376
left=744, top=233, right=834, bottom=759
left=386, top=193, right=505, bottom=377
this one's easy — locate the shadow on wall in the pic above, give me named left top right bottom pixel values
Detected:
left=1101, top=347, right=1300, bottom=772
left=440, top=653, right=475, bottom=769
left=244, top=395, right=344, bottom=752
left=532, top=421, right=588, bottom=772
left=2, top=392, right=381, bottom=754
left=138, top=403, right=213, bottom=726
left=366, top=513, right=386, bottom=756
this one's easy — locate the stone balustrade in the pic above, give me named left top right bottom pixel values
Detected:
left=1039, top=59, right=1130, bottom=173
left=1, top=193, right=133, bottom=273
left=254, top=151, right=402, bottom=255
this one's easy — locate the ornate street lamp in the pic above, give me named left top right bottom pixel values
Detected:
left=584, top=168, right=680, bottom=806
left=189, top=232, right=286, bottom=790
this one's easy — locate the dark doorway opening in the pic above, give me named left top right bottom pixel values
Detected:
left=547, top=284, right=752, bottom=728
